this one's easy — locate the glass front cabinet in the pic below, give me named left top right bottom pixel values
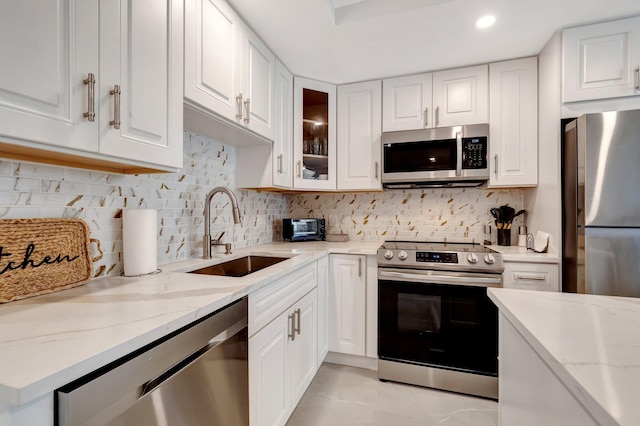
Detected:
left=293, top=77, right=337, bottom=190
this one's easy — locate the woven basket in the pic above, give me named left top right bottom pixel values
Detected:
left=0, top=218, right=103, bottom=303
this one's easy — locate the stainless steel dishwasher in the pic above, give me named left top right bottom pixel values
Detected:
left=56, top=297, right=248, bottom=426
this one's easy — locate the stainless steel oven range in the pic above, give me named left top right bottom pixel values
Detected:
left=377, top=241, right=503, bottom=399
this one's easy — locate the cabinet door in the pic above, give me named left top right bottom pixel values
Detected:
left=184, top=0, right=243, bottom=124
left=563, top=16, right=640, bottom=103
left=432, top=65, right=488, bottom=127
left=293, top=77, right=337, bottom=190
left=98, top=0, right=183, bottom=169
left=489, top=57, right=538, bottom=188
left=0, top=0, right=97, bottom=152
left=316, top=256, right=329, bottom=368
left=382, top=73, right=432, bottom=131
left=242, top=27, right=276, bottom=140
left=290, top=289, right=318, bottom=408
left=249, top=312, right=291, bottom=426
left=273, top=60, right=294, bottom=188
left=337, top=80, right=382, bottom=191
left=329, top=254, right=366, bottom=356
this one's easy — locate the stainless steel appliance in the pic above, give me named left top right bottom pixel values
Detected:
left=381, top=124, right=489, bottom=188
left=562, top=109, right=640, bottom=297
left=283, top=218, right=326, bottom=241
left=377, top=241, right=503, bottom=399
left=57, top=298, right=249, bottom=425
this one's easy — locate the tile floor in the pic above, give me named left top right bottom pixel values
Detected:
left=287, top=363, right=498, bottom=426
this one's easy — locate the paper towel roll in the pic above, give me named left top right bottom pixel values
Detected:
left=122, top=209, right=157, bottom=276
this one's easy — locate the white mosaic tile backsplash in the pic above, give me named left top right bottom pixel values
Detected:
left=0, top=130, right=523, bottom=279
left=0, top=131, right=287, bottom=277
left=287, top=188, right=523, bottom=243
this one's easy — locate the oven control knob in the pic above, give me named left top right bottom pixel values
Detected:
left=384, top=250, right=394, bottom=260
left=398, top=250, right=408, bottom=260
left=467, top=253, right=478, bottom=264
left=484, top=253, right=496, bottom=264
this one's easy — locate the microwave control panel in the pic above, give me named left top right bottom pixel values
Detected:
left=462, top=137, right=488, bottom=169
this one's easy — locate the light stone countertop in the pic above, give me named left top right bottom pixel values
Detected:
left=488, top=288, right=640, bottom=426
left=0, top=241, right=380, bottom=408
left=486, top=245, right=560, bottom=263
left=0, top=239, right=555, bottom=411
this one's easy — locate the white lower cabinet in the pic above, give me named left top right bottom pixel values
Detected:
left=503, top=261, right=559, bottom=292
left=317, top=255, right=329, bottom=367
left=329, top=254, right=366, bottom=356
left=248, top=261, right=319, bottom=426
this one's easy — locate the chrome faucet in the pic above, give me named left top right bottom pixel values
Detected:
left=203, top=187, right=242, bottom=259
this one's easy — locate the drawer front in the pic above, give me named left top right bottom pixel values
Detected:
left=249, top=262, right=317, bottom=336
left=503, top=262, right=559, bottom=292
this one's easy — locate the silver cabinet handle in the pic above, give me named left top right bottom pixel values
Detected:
left=277, top=154, right=283, bottom=174
left=83, top=73, right=95, bottom=122
left=435, top=106, right=439, bottom=127
left=295, top=308, right=301, bottom=335
left=494, top=154, right=499, bottom=177
left=424, top=107, right=428, bottom=127
left=358, top=257, right=362, bottom=277
left=514, top=272, right=547, bottom=281
left=109, top=85, right=121, bottom=129
left=636, top=65, right=640, bottom=90
left=455, top=131, right=462, bottom=177
left=244, top=98, right=251, bottom=124
left=375, top=161, right=379, bottom=179
left=236, top=94, right=243, bottom=120
left=297, top=161, right=302, bottom=178
left=288, top=312, right=296, bottom=341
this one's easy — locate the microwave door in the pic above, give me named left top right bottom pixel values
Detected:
left=293, top=220, right=318, bottom=236
left=382, top=139, right=458, bottom=183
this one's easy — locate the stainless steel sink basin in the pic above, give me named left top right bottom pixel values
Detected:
left=188, top=255, right=289, bottom=277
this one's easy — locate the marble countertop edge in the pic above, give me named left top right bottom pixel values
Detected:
left=488, top=288, right=630, bottom=426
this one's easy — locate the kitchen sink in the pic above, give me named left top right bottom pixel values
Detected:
left=187, top=255, right=290, bottom=278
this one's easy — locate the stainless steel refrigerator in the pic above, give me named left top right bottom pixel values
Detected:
left=562, top=109, right=640, bottom=297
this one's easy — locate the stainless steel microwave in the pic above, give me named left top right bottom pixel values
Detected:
left=283, top=218, right=326, bottom=242
left=381, top=124, right=489, bottom=188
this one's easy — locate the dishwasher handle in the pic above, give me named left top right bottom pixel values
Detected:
left=140, top=318, right=246, bottom=398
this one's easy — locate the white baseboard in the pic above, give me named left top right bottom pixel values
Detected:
left=324, top=352, right=378, bottom=370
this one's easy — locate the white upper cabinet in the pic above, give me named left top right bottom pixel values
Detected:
left=273, top=60, right=294, bottom=188
left=382, top=65, right=488, bottom=131
left=0, top=0, right=183, bottom=172
left=0, top=0, right=98, bottom=153
left=489, top=57, right=538, bottom=188
left=293, top=77, right=337, bottom=190
left=432, top=64, right=489, bottom=127
left=563, top=16, right=640, bottom=103
left=337, top=80, right=382, bottom=191
left=382, top=73, right=433, bottom=131
left=184, top=0, right=242, bottom=123
left=184, top=0, right=275, bottom=141
left=98, top=0, right=183, bottom=169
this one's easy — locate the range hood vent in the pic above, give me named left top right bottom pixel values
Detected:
left=383, top=180, right=487, bottom=189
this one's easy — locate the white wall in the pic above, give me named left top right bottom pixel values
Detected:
left=523, top=32, right=563, bottom=256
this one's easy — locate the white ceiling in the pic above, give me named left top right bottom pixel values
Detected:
left=227, top=0, right=640, bottom=85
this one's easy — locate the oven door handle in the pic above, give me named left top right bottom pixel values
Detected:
left=378, top=270, right=502, bottom=288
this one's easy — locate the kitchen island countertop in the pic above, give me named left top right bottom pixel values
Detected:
left=0, top=241, right=380, bottom=410
left=488, top=288, right=640, bottom=425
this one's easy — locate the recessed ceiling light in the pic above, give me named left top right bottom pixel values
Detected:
left=476, top=15, right=496, bottom=29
